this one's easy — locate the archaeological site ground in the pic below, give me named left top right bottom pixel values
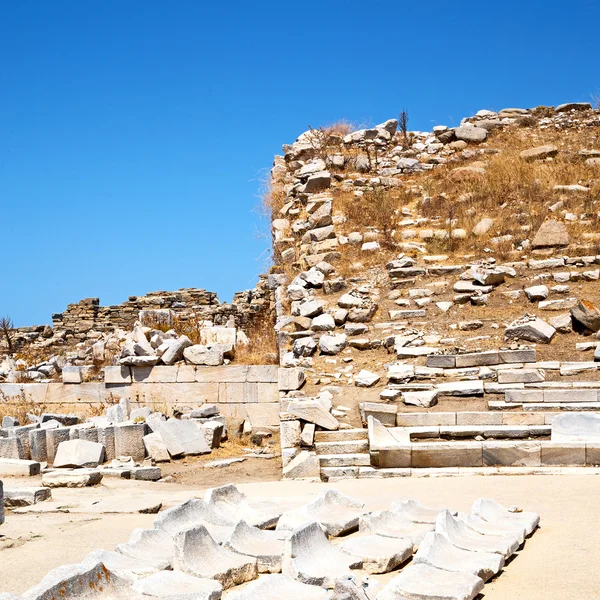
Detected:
left=2, top=101, right=600, bottom=599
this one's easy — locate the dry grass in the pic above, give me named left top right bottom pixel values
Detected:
left=198, top=435, right=258, bottom=460
left=261, top=180, right=287, bottom=218
left=235, top=310, right=279, bottom=365
left=413, top=125, right=600, bottom=255
left=334, top=186, right=413, bottom=247
left=143, top=312, right=204, bottom=345
left=0, top=390, right=48, bottom=424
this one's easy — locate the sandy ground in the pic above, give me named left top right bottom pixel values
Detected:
left=1, top=473, right=600, bottom=597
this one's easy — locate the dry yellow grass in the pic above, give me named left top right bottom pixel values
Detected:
left=0, top=391, right=48, bottom=424
left=417, top=126, right=600, bottom=255
left=235, top=310, right=279, bottom=365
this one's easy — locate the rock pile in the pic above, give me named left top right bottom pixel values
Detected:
left=7, top=484, right=540, bottom=600
left=0, top=397, right=231, bottom=485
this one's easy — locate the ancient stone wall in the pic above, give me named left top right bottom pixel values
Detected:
left=8, top=275, right=274, bottom=349
left=0, top=363, right=283, bottom=429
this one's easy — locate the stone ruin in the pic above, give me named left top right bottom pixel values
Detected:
left=1, top=99, right=600, bottom=598
left=268, top=101, right=600, bottom=479
left=0, top=483, right=541, bottom=600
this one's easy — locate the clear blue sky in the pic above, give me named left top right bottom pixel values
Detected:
left=1, top=1, right=598, bottom=326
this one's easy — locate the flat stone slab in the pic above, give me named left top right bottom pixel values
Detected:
left=287, top=400, right=339, bottom=430
left=359, top=510, right=433, bottom=548
left=42, top=469, right=103, bottom=488
left=551, top=412, right=600, bottom=442
left=368, top=416, right=410, bottom=451
left=377, top=562, right=484, bottom=600
left=436, top=381, right=484, bottom=396
left=391, top=499, right=448, bottom=524
left=3, top=487, right=51, bottom=507
left=277, top=490, right=364, bottom=536
left=204, top=484, right=281, bottom=529
left=130, top=570, right=222, bottom=599
left=226, top=520, right=286, bottom=573
left=173, top=525, right=258, bottom=590
left=226, top=574, right=328, bottom=600
left=283, top=521, right=361, bottom=587
left=83, top=548, right=168, bottom=580
left=153, top=499, right=235, bottom=543
left=340, top=534, right=412, bottom=574
left=458, top=512, right=526, bottom=545
left=154, top=419, right=211, bottom=457
left=115, top=527, right=174, bottom=566
left=471, top=498, right=540, bottom=536
left=436, top=509, right=519, bottom=557
left=0, top=458, right=40, bottom=477
left=414, top=531, right=504, bottom=582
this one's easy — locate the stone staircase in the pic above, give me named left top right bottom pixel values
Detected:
left=314, top=429, right=370, bottom=479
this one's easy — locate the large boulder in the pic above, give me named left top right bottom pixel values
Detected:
left=570, top=300, right=600, bottom=333
left=532, top=220, right=570, bottom=248
left=454, top=126, right=488, bottom=143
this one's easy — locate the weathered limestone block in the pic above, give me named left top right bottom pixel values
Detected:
left=61, top=366, right=82, bottom=384
left=54, top=439, right=105, bottom=468
left=131, top=571, right=222, bottom=599
left=283, top=521, right=361, bottom=587
left=280, top=420, right=302, bottom=449
left=413, top=532, right=503, bottom=582
left=226, top=521, right=285, bottom=573
left=9, top=424, right=38, bottom=460
left=497, top=369, right=545, bottom=384
left=3, top=486, right=51, bottom=507
left=282, top=451, right=320, bottom=479
left=505, top=317, right=555, bottom=344
left=225, top=574, right=326, bottom=600
left=153, top=420, right=211, bottom=457
left=0, top=458, right=41, bottom=476
left=98, top=426, right=116, bottom=461
left=104, top=366, right=132, bottom=384
left=46, top=428, right=71, bottom=464
left=531, top=219, right=569, bottom=247
left=0, top=438, right=22, bottom=460
left=161, top=335, right=193, bottom=365
left=482, top=441, right=541, bottom=466
left=541, top=442, right=586, bottom=465
left=551, top=412, right=600, bottom=441
left=42, top=469, right=103, bottom=488
left=436, top=509, right=519, bottom=558
left=455, top=351, right=499, bottom=368
left=360, top=403, right=397, bottom=427
left=412, top=442, right=483, bottom=468
left=287, top=400, right=338, bottom=430
left=115, top=423, right=146, bottom=461
left=173, top=525, right=258, bottom=589
left=340, top=534, right=412, bottom=574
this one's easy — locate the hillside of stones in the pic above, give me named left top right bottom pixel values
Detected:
left=270, top=102, right=600, bottom=423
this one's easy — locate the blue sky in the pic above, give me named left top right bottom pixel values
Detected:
left=1, top=1, right=598, bottom=326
